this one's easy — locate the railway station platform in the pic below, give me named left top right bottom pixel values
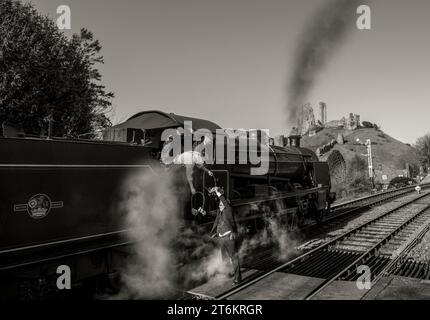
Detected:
left=187, top=269, right=258, bottom=299
left=363, top=276, right=430, bottom=300
left=312, top=275, right=430, bottom=300
left=189, top=271, right=326, bottom=300
left=188, top=272, right=430, bottom=300
left=227, top=273, right=324, bottom=300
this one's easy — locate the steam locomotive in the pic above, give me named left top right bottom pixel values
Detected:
left=0, top=110, right=334, bottom=298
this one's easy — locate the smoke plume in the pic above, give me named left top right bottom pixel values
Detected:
left=287, top=0, right=363, bottom=124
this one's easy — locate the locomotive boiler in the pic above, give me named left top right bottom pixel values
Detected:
left=0, top=110, right=334, bottom=298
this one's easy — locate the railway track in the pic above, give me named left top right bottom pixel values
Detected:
left=210, top=191, right=430, bottom=300
left=392, top=260, right=430, bottom=280
left=325, top=183, right=430, bottom=222
left=237, top=185, right=430, bottom=271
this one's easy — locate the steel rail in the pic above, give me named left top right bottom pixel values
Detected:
left=215, top=191, right=430, bottom=300
left=369, top=214, right=430, bottom=286
left=320, top=188, right=420, bottom=224
left=304, top=204, right=430, bottom=300
left=331, top=182, right=430, bottom=211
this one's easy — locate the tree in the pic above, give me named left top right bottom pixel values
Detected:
left=396, top=149, right=421, bottom=177
left=0, top=0, right=113, bottom=138
left=347, top=155, right=372, bottom=193
left=415, top=134, right=430, bottom=170
left=361, top=121, right=374, bottom=129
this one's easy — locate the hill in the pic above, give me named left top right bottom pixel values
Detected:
left=301, top=127, right=421, bottom=199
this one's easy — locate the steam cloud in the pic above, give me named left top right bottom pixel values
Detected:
left=114, top=171, right=301, bottom=299
left=287, top=0, right=364, bottom=124
left=115, top=167, right=232, bottom=298
left=237, top=202, right=301, bottom=267
left=116, top=168, right=181, bottom=299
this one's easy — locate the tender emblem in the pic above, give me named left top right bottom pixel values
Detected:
left=14, top=194, right=64, bottom=219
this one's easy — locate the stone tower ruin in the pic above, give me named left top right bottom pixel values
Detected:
left=318, top=102, right=327, bottom=125
left=297, top=103, right=316, bottom=136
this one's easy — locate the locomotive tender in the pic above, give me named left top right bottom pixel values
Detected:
left=0, top=110, right=334, bottom=298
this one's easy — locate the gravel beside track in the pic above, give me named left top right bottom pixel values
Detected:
left=406, top=232, right=430, bottom=261
left=298, top=191, right=430, bottom=251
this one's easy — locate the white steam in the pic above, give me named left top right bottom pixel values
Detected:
left=265, top=216, right=300, bottom=261
left=117, top=167, right=180, bottom=299
left=238, top=202, right=301, bottom=266
left=185, top=249, right=231, bottom=284
left=114, top=169, right=301, bottom=298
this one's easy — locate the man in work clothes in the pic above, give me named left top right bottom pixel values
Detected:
left=171, top=135, right=214, bottom=195
left=209, top=187, right=242, bottom=285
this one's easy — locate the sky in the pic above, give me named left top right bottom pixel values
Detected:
left=28, top=0, right=430, bottom=144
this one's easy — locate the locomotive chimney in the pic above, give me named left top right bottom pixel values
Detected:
left=288, top=127, right=301, bottom=148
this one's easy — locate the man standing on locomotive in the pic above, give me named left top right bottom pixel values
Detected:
left=173, top=135, right=214, bottom=195
left=209, top=187, right=242, bottom=285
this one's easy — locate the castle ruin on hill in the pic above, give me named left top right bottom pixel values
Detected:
left=296, top=102, right=361, bottom=136
left=272, top=102, right=361, bottom=148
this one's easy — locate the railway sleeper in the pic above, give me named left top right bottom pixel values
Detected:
left=343, top=239, right=382, bottom=246
left=333, top=244, right=373, bottom=252
left=348, top=233, right=385, bottom=240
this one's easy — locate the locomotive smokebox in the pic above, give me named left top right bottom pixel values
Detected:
left=288, top=128, right=301, bottom=147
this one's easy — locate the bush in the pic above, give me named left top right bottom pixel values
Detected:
left=348, top=154, right=367, bottom=173
left=389, top=177, right=416, bottom=189
left=374, top=182, right=384, bottom=191
left=362, top=121, right=374, bottom=129
left=345, top=155, right=372, bottom=194
left=349, top=175, right=372, bottom=193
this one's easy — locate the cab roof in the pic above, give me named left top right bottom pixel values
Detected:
left=112, top=110, right=222, bottom=133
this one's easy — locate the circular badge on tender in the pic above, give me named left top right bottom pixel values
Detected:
left=27, top=194, right=52, bottom=219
